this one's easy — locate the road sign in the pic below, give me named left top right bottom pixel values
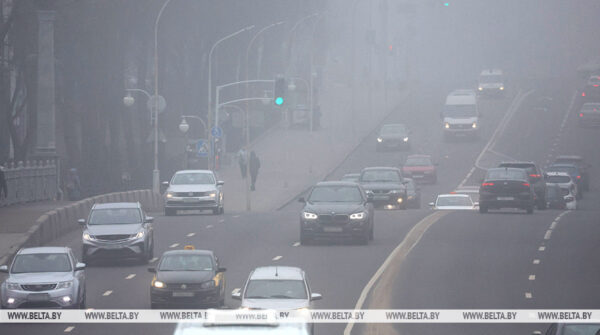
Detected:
left=147, top=95, right=166, bottom=114
left=196, top=139, right=209, bottom=157
left=211, top=126, right=223, bottom=138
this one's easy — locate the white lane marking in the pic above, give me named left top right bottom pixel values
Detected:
left=170, top=243, right=180, bottom=248
left=150, top=257, right=158, bottom=263
left=186, top=232, right=196, bottom=237
left=529, top=275, right=536, bottom=281
left=544, top=230, right=552, bottom=240
left=103, top=290, right=113, bottom=296
left=64, top=326, right=75, bottom=333
left=125, top=274, right=136, bottom=280
left=533, top=259, right=540, bottom=265
left=550, top=221, right=557, bottom=230
left=233, top=215, right=240, bottom=218
left=219, top=219, right=225, bottom=223
left=272, top=256, right=283, bottom=261
left=539, top=246, right=546, bottom=251
left=293, top=242, right=301, bottom=247
left=206, top=225, right=213, bottom=229
left=525, top=292, right=533, bottom=299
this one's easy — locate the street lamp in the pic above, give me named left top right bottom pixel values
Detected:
left=178, top=118, right=190, bottom=169
left=178, top=118, right=190, bottom=133
left=123, top=93, right=135, bottom=107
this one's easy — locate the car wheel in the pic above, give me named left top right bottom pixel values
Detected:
left=79, top=293, right=86, bottom=309
left=165, top=208, right=175, bottom=216
left=357, top=230, right=369, bottom=245
left=479, top=205, right=488, bottom=214
left=220, top=206, right=225, bottom=215
left=148, top=241, right=154, bottom=259
left=300, top=232, right=311, bottom=245
left=526, top=205, right=534, bottom=214
left=150, top=302, right=160, bottom=309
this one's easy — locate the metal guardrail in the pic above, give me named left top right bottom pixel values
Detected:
left=0, top=160, right=58, bottom=207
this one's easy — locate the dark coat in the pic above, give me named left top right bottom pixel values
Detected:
left=249, top=152, right=260, bottom=176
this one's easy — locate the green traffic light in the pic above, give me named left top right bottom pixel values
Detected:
left=275, top=97, right=284, bottom=105
left=443, top=2, right=449, bottom=6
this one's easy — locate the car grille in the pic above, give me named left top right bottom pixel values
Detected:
left=21, top=284, right=57, bottom=291
left=371, top=190, right=390, bottom=194
left=450, top=123, right=472, bottom=129
left=174, top=192, right=209, bottom=197
left=94, top=234, right=132, bottom=241
left=318, top=214, right=349, bottom=225
left=168, top=283, right=204, bottom=290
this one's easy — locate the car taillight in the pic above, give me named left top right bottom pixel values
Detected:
left=522, top=183, right=530, bottom=187
left=580, top=113, right=584, bottom=117
left=482, top=182, right=494, bottom=186
left=594, top=84, right=599, bottom=87
left=529, top=174, right=541, bottom=178
left=577, top=175, right=581, bottom=179
left=582, top=92, right=586, bottom=97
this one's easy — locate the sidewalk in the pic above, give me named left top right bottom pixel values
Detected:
left=0, top=200, right=70, bottom=263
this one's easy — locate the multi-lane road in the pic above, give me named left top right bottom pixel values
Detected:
left=2, top=76, right=598, bottom=335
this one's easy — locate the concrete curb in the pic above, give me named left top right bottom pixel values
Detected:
left=0, top=189, right=162, bottom=265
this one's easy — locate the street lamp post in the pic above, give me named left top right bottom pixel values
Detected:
left=309, top=14, right=326, bottom=133
left=207, top=25, right=254, bottom=170
left=178, top=118, right=190, bottom=169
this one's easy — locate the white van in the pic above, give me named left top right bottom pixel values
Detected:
left=478, top=69, right=505, bottom=96
left=442, top=89, right=479, bottom=140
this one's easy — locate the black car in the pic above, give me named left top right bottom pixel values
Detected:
left=498, top=161, right=546, bottom=209
left=479, top=167, right=535, bottom=214
left=79, top=202, right=154, bottom=264
left=553, top=155, right=590, bottom=191
left=376, top=123, right=411, bottom=151
left=546, top=163, right=584, bottom=198
left=359, top=167, right=408, bottom=209
left=404, top=178, right=421, bottom=209
left=149, top=248, right=226, bottom=308
left=299, top=181, right=374, bottom=245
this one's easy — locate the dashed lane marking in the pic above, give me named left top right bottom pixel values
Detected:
left=233, top=215, right=240, bottom=218
left=125, top=274, right=136, bottom=280
left=103, top=290, right=113, bottom=296
left=533, top=259, right=540, bottom=265
left=544, top=230, right=552, bottom=240
left=206, top=225, right=213, bottom=229
left=525, top=292, right=533, bottom=299
left=272, top=256, right=283, bottom=261
left=219, top=219, right=225, bottom=223
left=550, top=221, right=557, bottom=230
left=529, top=275, right=536, bottom=281
left=539, top=246, right=546, bottom=251
left=169, top=243, right=180, bottom=248
left=187, top=232, right=196, bottom=237
left=64, top=326, right=75, bottom=333
left=293, top=242, right=301, bottom=247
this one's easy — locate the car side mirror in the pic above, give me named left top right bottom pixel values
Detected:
left=77, top=218, right=86, bottom=225
left=161, top=181, right=169, bottom=186
left=428, top=202, right=435, bottom=207
left=75, top=262, right=86, bottom=271
left=310, top=293, right=323, bottom=301
left=232, top=289, right=242, bottom=300
left=298, top=197, right=306, bottom=203
left=0, top=265, right=8, bottom=273
left=217, top=181, right=225, bottom=186
left=217, top=267, right=226, bottom=273
left=147, top=267, right=156, bottom=273
left=145, top=216, right=154, bottom=223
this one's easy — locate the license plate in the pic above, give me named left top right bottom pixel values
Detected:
left=27, top=293, right=50, bottom=302
left=183, top=198, right=199, bottom=203
left=323, top=227, right=343, bottom=233
left=497, top=196, right=514, bottom=201
left=413, top=175, right=424, bottom=178
left=173, top=291, right=194, bottom=297
left=373, top=196, right=389, bottom=201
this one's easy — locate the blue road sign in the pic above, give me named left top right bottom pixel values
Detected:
left=211, top=126, right=223, bottom=138
left=196, top=139, right=209, bottom=158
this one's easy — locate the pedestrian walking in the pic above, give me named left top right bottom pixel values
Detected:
left=65, top=168, right=82, bottom=201
left=0, top=165, right=7, bottom=199
left=237, top=147, right=248, bottom=179
left=249, top=151, right=260, bottom=191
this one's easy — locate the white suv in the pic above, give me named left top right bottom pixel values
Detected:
left=442, top=89, right=480, bottom=140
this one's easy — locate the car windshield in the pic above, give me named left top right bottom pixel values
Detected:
left=158, top=254, right=214, bottom=271
left=443, top=104, right=477, bottom=118
left=11, top=253, right=71, bottom=274
left=405, top=157, right=432, bottom=166
left=360, top=170, right=401, bottom=183
left=88, top=208, right=142, bottom=225
left=499, top=164, right=536, bottom=175
left=479, top=74, right=502, bottom=83
left=547, top=175, right=571, bottom=183
left=244, top=279, right=307, bottom=299
left=380, top=125, right=407, bottom=135
left=485, top=169, right=527, bottom=180
left=548, top=165, right=577, bottom=176
left=436, top=196, right=472, bottom=207
left=308, top=186, right=363, bottom=203
left=171, top=172, right=215, bottom=185
left=562, top=324, right=600, bottom=335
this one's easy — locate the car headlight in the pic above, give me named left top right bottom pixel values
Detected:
left=408, top=195, right=414, bottom=200
left=83, top=232, right=93, bottom=241
left=499, top=86, right=504, bottom=90
left=444, top=122, right=450, bottom=129
left=166, top=192, right=174, bottom=198
left=478, top=87, right=483, bottom=91
left=303, top=212, right=318, bottom=220
left=472, top=122, right=477, bottom=129
left=403, top=137, right=409, bottom=142
left=207, top=191, right=217, bottom=198
left=397, top=197, right=404, bottom=203
left=349, top=212, right=366, bottom=220
left=200, top=280, right=216, bottom=289
left=6, top=282, right=20, bottom=290
left=377, top=137, right=383, bottom=143
left=57, top=281, right=73, bottom=289
left=134, top=230, right=145, bottom=239
left=152, top=280, right=165, bottom=289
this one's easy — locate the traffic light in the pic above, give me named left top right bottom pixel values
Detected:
left=274, top=77, right=286, bottom=106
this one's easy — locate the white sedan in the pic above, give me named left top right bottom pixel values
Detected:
left=429, top=194, right=477, bottom=210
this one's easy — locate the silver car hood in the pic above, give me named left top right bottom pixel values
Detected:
left=242, top=298, right=309, bottom=310
left=167, top=184, right=217, bottom=193
left=86, top=223, right=141, bottom=236
left=9, top=272, right=74, bottom=284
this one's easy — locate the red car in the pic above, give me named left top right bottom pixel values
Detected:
left=401, top=154, right=437, bottom=184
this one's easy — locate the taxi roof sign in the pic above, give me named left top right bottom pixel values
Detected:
left=184, top=245, right=195, bottom=250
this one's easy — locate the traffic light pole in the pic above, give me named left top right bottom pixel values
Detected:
left=214, top=80, right=274, bottom=130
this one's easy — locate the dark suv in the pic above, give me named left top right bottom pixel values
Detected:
left=79, top=202, right=154, bottom=264
left=498, top=162, right=546, bottom=209
left=358, top=167, right=408, bottom=209
left=299, top=181, right=374, bottom=245
left=479, top=168, right=535, bottom=214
